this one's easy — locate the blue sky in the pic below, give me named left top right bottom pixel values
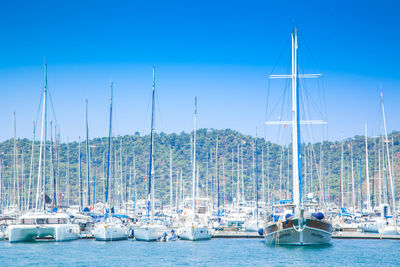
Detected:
left=0, top=0, right=399, bottom=143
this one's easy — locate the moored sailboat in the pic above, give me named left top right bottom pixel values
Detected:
left=93, top=82, right=128, bottom=241
left=179, top=97, right=212, bottom=241
left=133, top=67, right=172, bottom=242
left=262, top=28, right=332, bottom=245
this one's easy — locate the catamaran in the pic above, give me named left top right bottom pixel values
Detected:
left=262, top=28, right=332, bottom=245
left=9, top=62, right=80, bottom=243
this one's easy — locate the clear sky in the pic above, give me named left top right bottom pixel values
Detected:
left=0, top=0, right=399, bottom=143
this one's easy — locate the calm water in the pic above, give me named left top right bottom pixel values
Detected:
left=0, top=238, right=398, bottom=266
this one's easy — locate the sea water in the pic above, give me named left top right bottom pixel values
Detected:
left=0, top=238, right=398, bottom=266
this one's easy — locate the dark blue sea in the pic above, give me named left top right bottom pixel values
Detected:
left=0, top=238, right=398, bottom=266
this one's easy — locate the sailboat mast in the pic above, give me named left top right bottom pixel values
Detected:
left=147, top=66, right=156, bottom=219
left=93, top=154, right=96, bottom=208
left=291, top=28, right=302, bottom=212
left=365, top=123, right=371, bottom=210
left=35, top=61, right=47, bottom=211
left=380, top=89, right=396, bottom=226
left=133, top=148, right=137, bottom=219
left=169, top=148, right=173, bottom=211
left=351, top=143, right=356, bottom=212
left=27, top=122, right=35, bottom=210
left=66, top=141, right=70, bottom=207
left=13, top=112, right=17, bottom=210
left=42, top=62, right=47, bottom=211
left=339, top=140, right=344, bottom=212
left=78, top=137, right=83, bottom=211
left=86, top=99, right=91, bottom=207
left=105, top=83, right=113, bottom=207
left=192, top=97, right=197, bottom=210
left=0, top=161, right=2, bottom=212
left=255, top=135, right=259, bottom=223
left=50, top=121, right=56, bottom=208
left=216, top=136, right=219, bottom=212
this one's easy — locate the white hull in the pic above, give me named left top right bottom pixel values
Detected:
left=94, top=222, right=128, bottom=241
left=179, top=226, right=211, bottom=241
left=264, top=226, right=331, bottom=245
left=378, top=225, right=400, bottom=235
left=134, top=224, right=168, bottom=241
left=243, top=220, right=263, bottom=232
left=9, top=224, right=79, bottom=242
left=359, top=222, right=381, bottom=233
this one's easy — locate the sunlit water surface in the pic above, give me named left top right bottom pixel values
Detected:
left=0, top=238, right=398, bottom=266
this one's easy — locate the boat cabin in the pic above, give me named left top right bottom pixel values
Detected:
left=19, top=213, right=70, bottom=225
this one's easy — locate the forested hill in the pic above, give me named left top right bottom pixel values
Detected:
left=0, top=128, right=399, bottom=207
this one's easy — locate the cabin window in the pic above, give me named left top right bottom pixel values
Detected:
left=36, top=218, right=48, bottom=224
left=22, top=219, right=35, bottom=224
left=48, top=218, right=59, bottom=224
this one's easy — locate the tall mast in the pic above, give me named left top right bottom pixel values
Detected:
left=237, top=144, right=240, bottom=206
left=42, top=62, right=47, bottom=211
left=147, top=66, right=156, bottom=220
left=231, top=150, right=234, bottom=207
left=192, top=97, right=197, bottom=210
left=27, top=122, right=35, bottom=210
left=365, top=123, right=371, bottom=211
left=93, top=150, right=96, bottom=208
left=359, top=158, right=363, bottom=210
left=56, top=127, right=61, bottom=206
left=169, top=148, right=173, bottom=211
left=254, top=132, right=260, bottom=224
left=133, top=148, right=137, bottom=219
left=351, top=143, right=356, bottom=212
left=378, top=144, right=382, bottom=206
left=380, top=89, right=396, bottom=227
left=66, top=140, right=70, bottom=207
left=50, top=121, right=56, bottom=208
left=216, top=136, right=219, bottom=212
left=261, top=146, right=265, bottom=207
left=35, top=61, right=47, bottom=211
left=339, top=139, right=344, bottom=212
left=105, top=83, right=113, bottom=208
left=78, top=137, right=83, bottom=211
left=86, top=99, right=91, bottom=207
left=0, top=161, right=2, bottom=212
left=291, top=28, right=302, bottom=213
left=266, top=142, right=270, bottom=207
left=13, top=112, right=17, bottom=210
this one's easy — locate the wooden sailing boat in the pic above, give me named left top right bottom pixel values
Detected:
left=262, top=28, right=332, bottom=245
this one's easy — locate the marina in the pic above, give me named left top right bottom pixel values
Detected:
left=1, top=1, right=400, bottom=266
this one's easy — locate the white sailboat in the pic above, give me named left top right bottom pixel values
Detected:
left=262, top=28, right=332, bottom=245
left=93, top=82, right=128, bottom=241
left=179, top=97, right=212, bottom=241
left=134, top=67, right=172, bottom=242
left=374, top=90, right=398, bottom=235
